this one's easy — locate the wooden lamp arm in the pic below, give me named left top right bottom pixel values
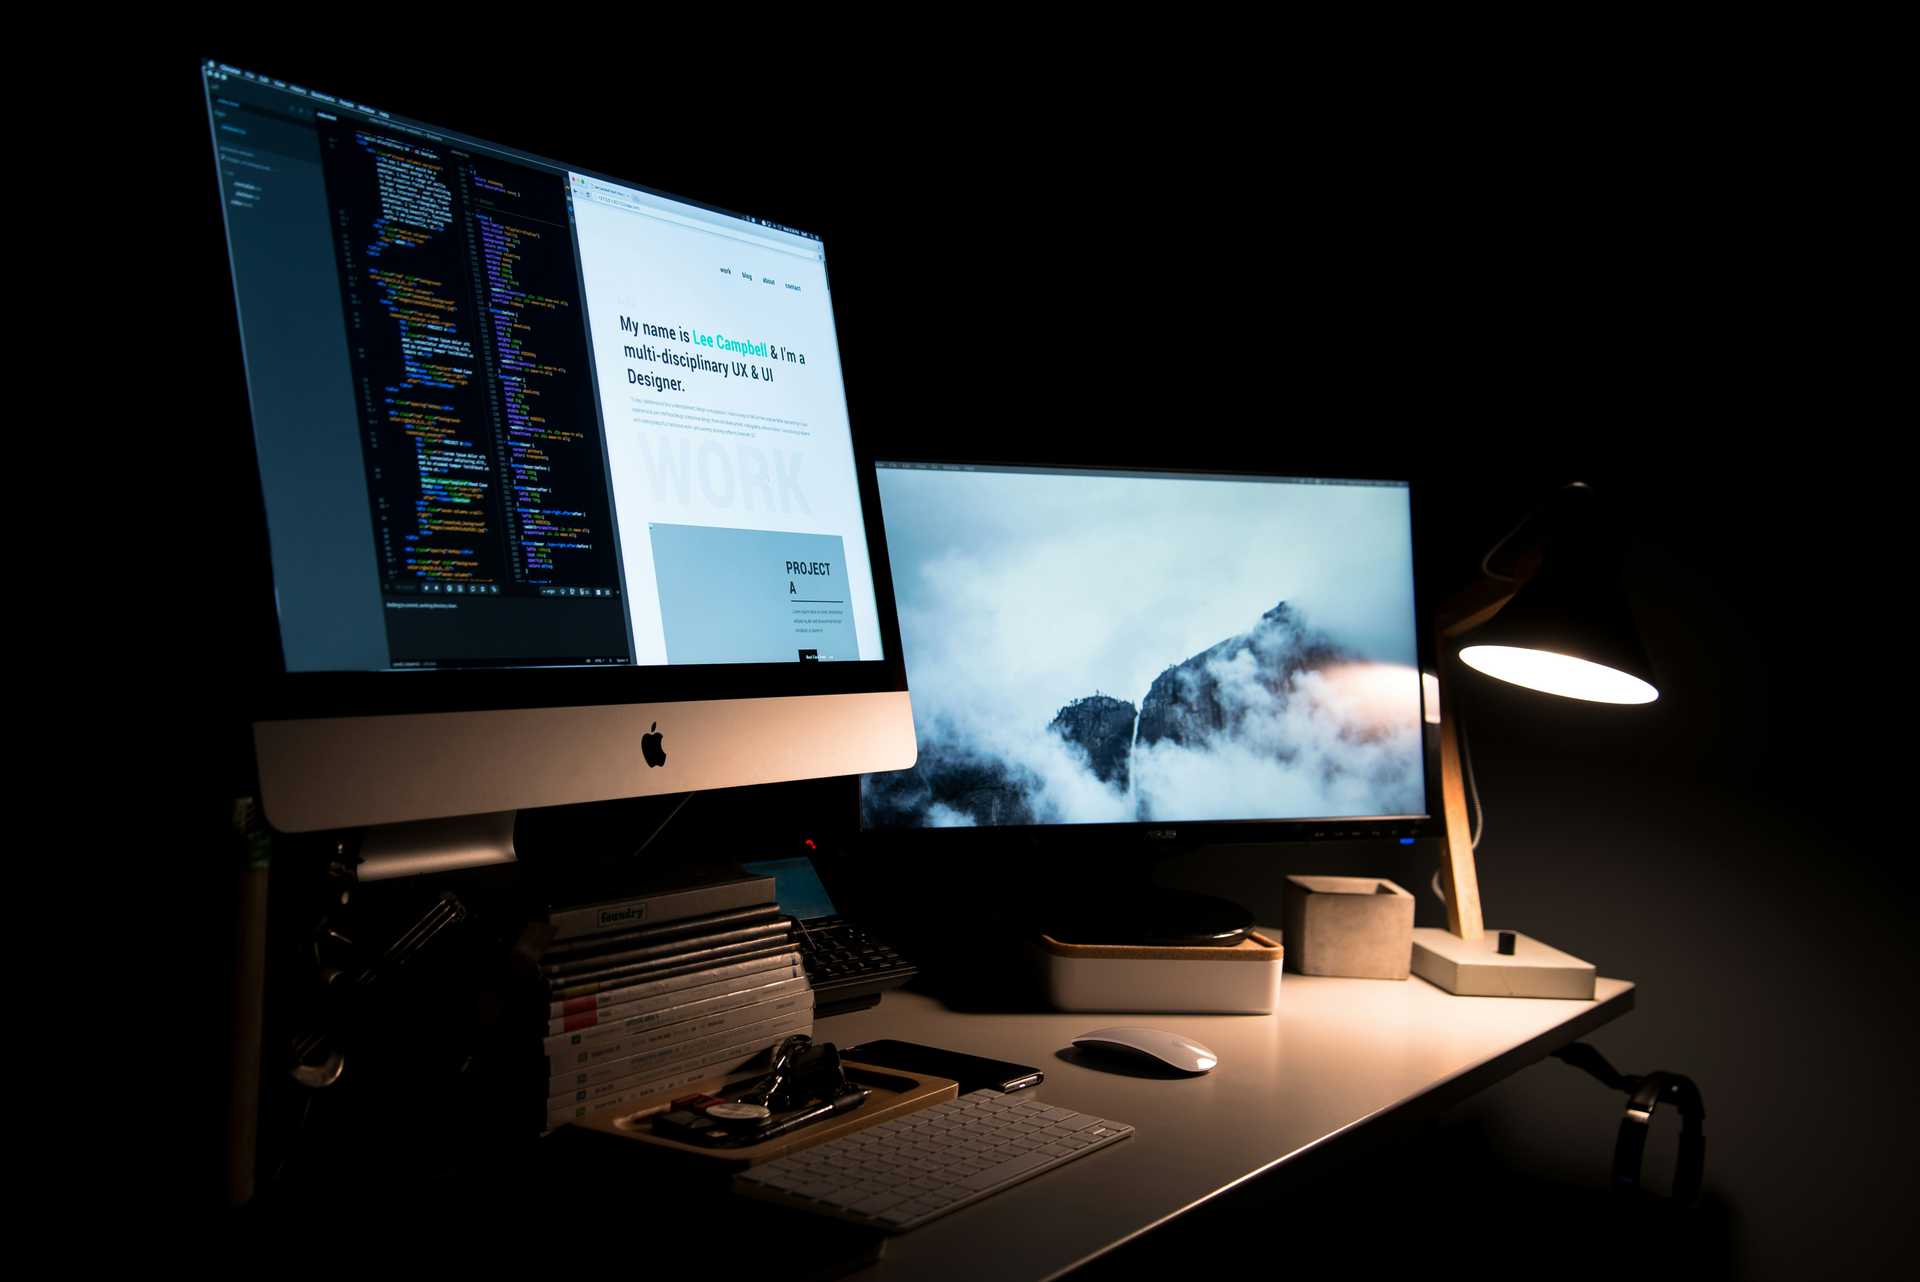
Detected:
left=1432, top=582, right=1517, bottom=942
left=1435, top=684, right=1485, bottom=941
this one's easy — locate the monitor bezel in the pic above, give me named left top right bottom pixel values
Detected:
left=854, top=456, right=1446, bottom=848
left=201, top=60, right=911, bottom=724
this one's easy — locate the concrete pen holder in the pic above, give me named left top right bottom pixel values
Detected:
left=1282, top=875, right=1415, bottom=979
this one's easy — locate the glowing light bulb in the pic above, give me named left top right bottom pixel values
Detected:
left=1458, top=645, right=1659, bottom=705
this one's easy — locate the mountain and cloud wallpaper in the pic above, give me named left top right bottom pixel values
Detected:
left=862, top=467, right=1427, bottom=827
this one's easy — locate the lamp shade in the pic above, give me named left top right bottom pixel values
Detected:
left=1457, top=487, right=1659, bottom=705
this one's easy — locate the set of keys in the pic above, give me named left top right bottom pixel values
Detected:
left=649, top=1035, right=868, bottom=1147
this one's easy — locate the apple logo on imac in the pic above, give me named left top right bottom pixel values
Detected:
left=642, top=722, right=667, bottom=768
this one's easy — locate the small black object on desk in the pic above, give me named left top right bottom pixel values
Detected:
left=1047, top=888, right=1254, bottom=947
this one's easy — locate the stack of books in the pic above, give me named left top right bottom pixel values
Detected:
left=519, top=873, right=814, bottom=1132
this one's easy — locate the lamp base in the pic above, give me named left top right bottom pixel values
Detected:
left=1410, top=927, right=1596, bottom=999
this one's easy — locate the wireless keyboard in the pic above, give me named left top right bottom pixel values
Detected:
left=733, top=1088, right=1134, bottom=1231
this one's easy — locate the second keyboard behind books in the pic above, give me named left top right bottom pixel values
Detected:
left=792, top=915, right=915, bottom=1015
left=743, top=856, right=917, bottom=1015
left=734, top=1088, right=1134, bottom=1232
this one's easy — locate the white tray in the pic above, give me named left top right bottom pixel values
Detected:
left=1031, top=930, right=1284, bottom=1013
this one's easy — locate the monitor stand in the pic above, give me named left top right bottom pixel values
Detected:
left=354, top=811, right=518, bottom=881
left=1045, top=886, right=1254, bottom=947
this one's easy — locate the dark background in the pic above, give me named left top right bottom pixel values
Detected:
left=106, top=25, right=1907, bottom=1275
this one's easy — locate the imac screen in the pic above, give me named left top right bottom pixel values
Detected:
left=861, top=465, right=1426, bottom=828
left=203, top=63, right=882, bottom=672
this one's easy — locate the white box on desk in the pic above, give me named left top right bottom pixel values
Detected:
left=1031, top=930, right=1284, bottom=1013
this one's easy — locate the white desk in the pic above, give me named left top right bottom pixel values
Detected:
left=813, top=974, right=1634, bottom=1280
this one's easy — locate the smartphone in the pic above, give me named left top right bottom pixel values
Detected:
left=841, top=1039, right=1044, bottom=1093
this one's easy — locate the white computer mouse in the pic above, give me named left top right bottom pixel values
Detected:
left=1072, top=1027, right=1219, bottom=1074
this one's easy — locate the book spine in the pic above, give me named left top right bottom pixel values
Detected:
left=545, top=1006, right=814, bottom=1109
left=544, top=942, right=796, bottom=1003
left=548, top=949, right=802, bottom=1018
left=548, top=875, right=775, bottom=942
left=546, top=953, right=804, bottom=1034
left=544, top=1012, right=812, bottom=1131
left=545, top=937, right=796, bottom=995
left=539, top=905, right=783, bottom=967
left=545, top=990, right=815, bottom=1091
left=543, top=978, right=814, bottom=1073
left=542, top=920, right=792, bottom=979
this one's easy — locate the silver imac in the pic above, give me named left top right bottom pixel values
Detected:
left=203, top=63, right=914, bottom=871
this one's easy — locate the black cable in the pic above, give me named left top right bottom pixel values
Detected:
left=1478, top=479, right=1591, bottom=582
left=1461, top=717, right=1484, bottom=852
left=629, top=792, right=695, bottom=859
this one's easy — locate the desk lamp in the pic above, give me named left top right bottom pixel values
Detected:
left=1411, top=481, right=1658, bottom=998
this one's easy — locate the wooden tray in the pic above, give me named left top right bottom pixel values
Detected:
left=574, top=1060, right=958, bottom=1170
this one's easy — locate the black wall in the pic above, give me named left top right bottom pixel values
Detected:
left=124, top=28, right=1905, bottom=1272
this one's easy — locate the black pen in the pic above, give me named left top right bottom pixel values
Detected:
left=742, top=1086, right=869, bottom=1145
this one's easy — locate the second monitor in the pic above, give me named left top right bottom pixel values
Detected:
left=859, top=462, right=1439, bottom=941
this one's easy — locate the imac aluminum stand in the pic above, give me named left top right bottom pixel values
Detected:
left=354, top=811, right=517, bottom=881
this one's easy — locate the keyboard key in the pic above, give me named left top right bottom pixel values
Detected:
left=960, top=1148, right=1054, bottom=1191
left=850, top=1191, right=910, bottom=1216
left=791, top=1178, right=841, bottom=1200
